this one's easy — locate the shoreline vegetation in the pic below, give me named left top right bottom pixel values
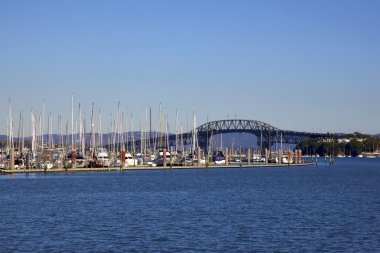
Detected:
left=296, top=132, right=380, bottom=157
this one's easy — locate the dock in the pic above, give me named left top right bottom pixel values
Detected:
left=0, top=162, right=315, bottom=174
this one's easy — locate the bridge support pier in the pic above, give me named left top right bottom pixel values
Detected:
left=247, top=149, right=251, bottom=166
left=197, top=147, right=201, bottom=167
left=225, top=148, right=228, bottom=166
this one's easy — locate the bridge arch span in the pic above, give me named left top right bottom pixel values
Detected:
left=126, top=119, right=330, bottom=152
left=196, top=119, right=279, bottom=150
left=196, top=119, right=278, bottom=133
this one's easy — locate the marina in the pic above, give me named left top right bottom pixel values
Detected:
left=1, top=97, right=325, bottom=172
left=1, top=98, right=378, bottom=172
left=1, top=97, right=378, bottom=173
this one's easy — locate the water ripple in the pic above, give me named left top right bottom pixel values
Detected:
left=0, top=159, right=379, bottom=252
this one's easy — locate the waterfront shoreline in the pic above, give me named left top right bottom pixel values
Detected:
left=0, top=162, right=314, bottom=174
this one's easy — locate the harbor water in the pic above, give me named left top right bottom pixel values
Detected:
left=0, top=158, right=379, bottom=252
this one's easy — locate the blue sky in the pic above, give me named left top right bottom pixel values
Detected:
left=0, top=0, right=379, bottom=135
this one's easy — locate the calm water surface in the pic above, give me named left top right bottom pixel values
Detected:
left=0, top=158, right=379, bottom=252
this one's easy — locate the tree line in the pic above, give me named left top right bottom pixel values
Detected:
left=296, top=133, right=380, bottom=157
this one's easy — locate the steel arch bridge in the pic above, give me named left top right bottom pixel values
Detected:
left=126, top=119, right=330, bottom=151
left=195, top=119, right=328, bottom=150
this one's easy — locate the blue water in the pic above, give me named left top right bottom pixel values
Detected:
left=1, top=158, right=379, bottom=252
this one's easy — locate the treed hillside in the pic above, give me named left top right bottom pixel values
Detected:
left=296, top=133, right=380, bottom=157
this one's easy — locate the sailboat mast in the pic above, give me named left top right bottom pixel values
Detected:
left=165, top=113, right=169, bottom=150
left=82, top=115, right=86, bottom=156
left=57, top=114, right=60, bottom=148
left=71, top=94, right=74, bottom=150
left=159, top=103, right=163, bottom=148
left=131, top=113, right=135, bottom=155
left=121, top=112, right=125, bottom=151
left=98, top=109, right=102, bottom=148
left=59, top=114, right=63, bottom=148
left=149, top=106, right=152, bottom=150
left=8, top=98, right=14, bottom=169
left=90, top=103, right=95, bottom=153
left=31, top=111, right=36, bottom=155
left=18, top=112, right=22, bottom=151
left=65, top=121, right=69, bottom=150
left=175, top=110, right=179, bottom=154
left=42, top=99, right=45, bottom=150
left=140, top=112, right=143, bottom=155
left=38, top=113, right=42, bottom=152
left=48, top=112, right=52, bottom=149
left=192, top=108, right=197, bottom=154
left=79, top=103, right=82, bottom=153
left=145, top=107, right=148, bottom=157
left=260, top=126, right=263, bottom=156
left=116, top=102, right=120, bottom=154
left=21, top=112, right=24, bottom=151
left=8, top=98, right=13, bottom=154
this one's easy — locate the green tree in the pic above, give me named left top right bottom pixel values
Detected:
left=363, top=137, right=380, bottom=152
left=347, top=139, right=364, bottom=157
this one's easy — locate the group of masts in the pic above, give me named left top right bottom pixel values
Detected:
left=1, top=96, right=204, bottom=169
left=1, top=96, right=305, bottom=170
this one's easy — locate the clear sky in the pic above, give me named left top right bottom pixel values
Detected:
left=0, top=0, right=379, bottom=135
